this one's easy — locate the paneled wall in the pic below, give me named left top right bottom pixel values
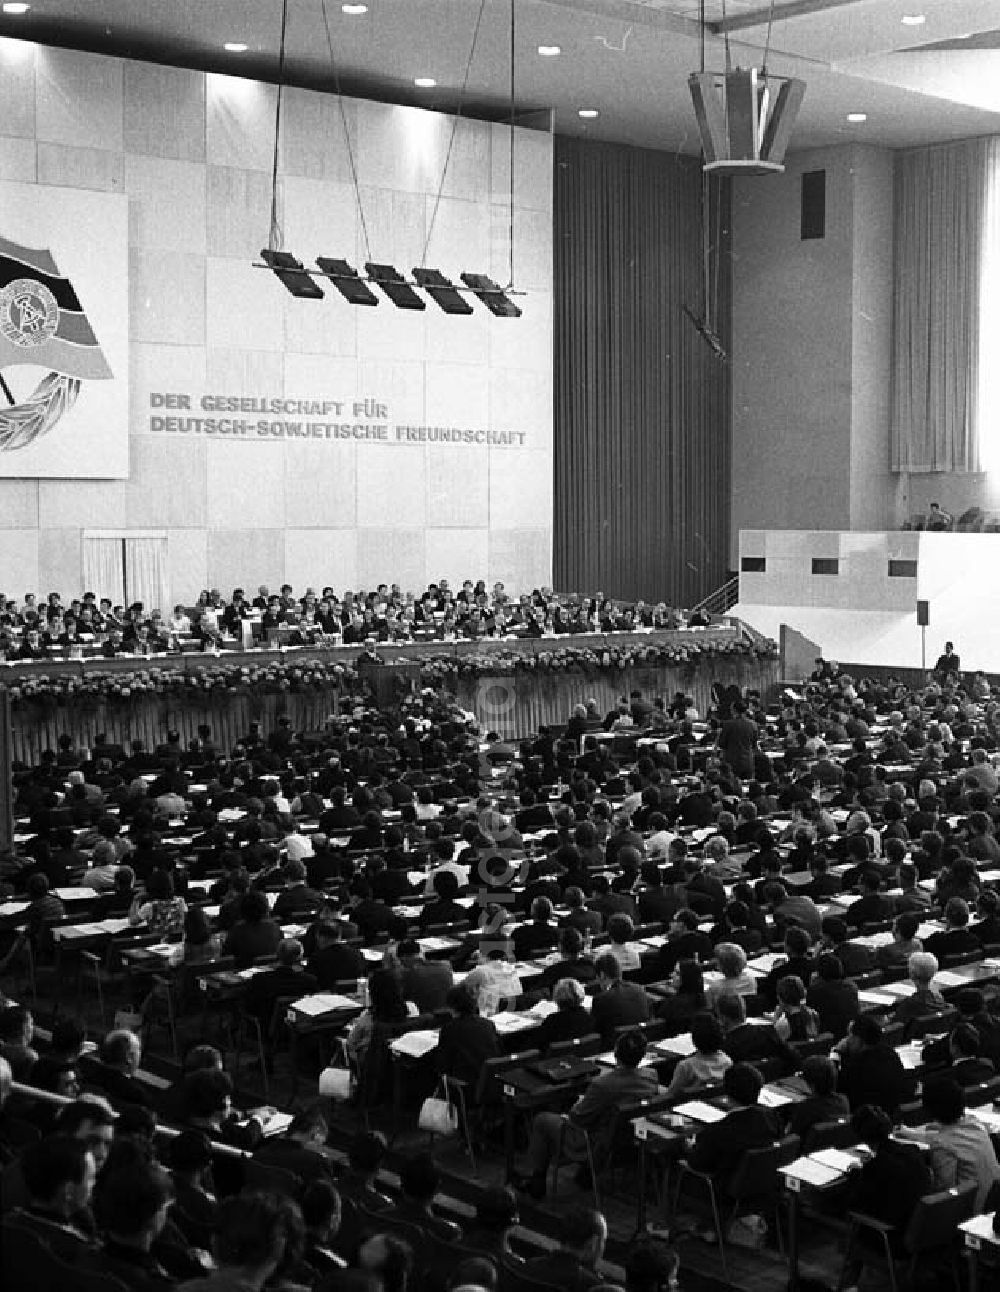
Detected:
left=0, top=41, right=553, bottom=605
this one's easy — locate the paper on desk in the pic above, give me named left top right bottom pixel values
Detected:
left=934, top=969, right=972, bottom=988
left=640, top=933, right=670, bottom=948
left=748, top=952, right=785, bottom=973
left=418, top=936, right=456, bottom=952
left=811, top=1148, right=862, bottom=1173
left=859, top=990, right=897, bottom=1008
left=674, top=1100, right=726, bottom=1124
left=655, top=1032, right=696, bottom=1057
left=390, top=1029, right=439, bottom=1058
left=759, top=1085, right=795, bottom=1108
left=968, top=1106, right=1000, bottom=1133
left=896, top=1042, right=925, bottom=1070
left=291, top=993, right=359, bottom=1015
left=781, top=1157, right=843, bottom=1188
left=492, top=1012, right=537, bottom=1035
left=527, top=999, right=559, bottom=1019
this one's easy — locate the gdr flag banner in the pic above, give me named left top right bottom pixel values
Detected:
left=0, top=182, right=128, bottom=478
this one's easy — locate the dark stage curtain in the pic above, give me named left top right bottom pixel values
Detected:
left=553, top=136, right=732, bottom=606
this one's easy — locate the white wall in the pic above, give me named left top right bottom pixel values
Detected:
left=0, top=42, right=553, bottom=605
left=736, top=529, right=1000, bottom=672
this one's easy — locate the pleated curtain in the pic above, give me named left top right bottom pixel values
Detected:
left=81, top=536, right=125, bottom=604
left=553, top=136, right=732, bottom=606
left=891, top=136, right=1000, bottom=473
left=125, top=536, right=169, bottom=615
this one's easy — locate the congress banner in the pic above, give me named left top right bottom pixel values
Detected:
left=0, top=182, right=128, bottom=478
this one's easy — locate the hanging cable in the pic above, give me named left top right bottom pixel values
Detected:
left=762, top=0, right=777, bottom=79
left=267, top=0, right=290, bottom=250
left=421, top=0, right=489, bottom=267
left=320, top=0, right=373, bottom=264
left=507, top=0, right=516, bottom=289
left=720, top=0, right=732, bottom=73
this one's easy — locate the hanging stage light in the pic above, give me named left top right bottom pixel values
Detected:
left=316, top=257, right=379, bottom=306
left=460, top=273, right=522, bottom=318
left=365, top=263, right=426, bottom=311
left=260, top=249, right=325, bottom=298
left=413, top=268, right=474, bottom=316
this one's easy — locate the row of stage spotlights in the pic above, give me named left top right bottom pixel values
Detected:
left=258, top=250, right=523, bottom=317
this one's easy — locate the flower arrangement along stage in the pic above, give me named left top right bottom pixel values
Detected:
left=5, top=659, right=359, bottom=709
left=415, top=636, right=776, bottom=683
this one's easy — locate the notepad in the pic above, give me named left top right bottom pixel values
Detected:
left=674, top=1100, right=726, bottom=1124
left=390, top=1029, right=440, bottom=1059
left=291, top=993, right=359, bottom=1016
left=759, top=1086, right=795, bottom=1108
left=782, top=1157, right=843, bottom=1189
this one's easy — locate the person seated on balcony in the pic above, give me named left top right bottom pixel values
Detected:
left=926, top=502, right=953, bottom=532
left=924, top=897, right=981, bottom=961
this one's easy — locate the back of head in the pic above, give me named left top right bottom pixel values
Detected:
left=908, top=951, right=938, bottom=985
left=22, top=1135, right=90, bottom=1204
left=615, top=1028, right=647, bottom=1069
left=216, top=1191, right=290, bottom=1271
left=724, top=1062, right=764, bottom=1106
left=921, top=1075, right=965, bottom=1125
left=691, top=1011, right=724, bottom=1055
left=801, top=1055, right=838, bottom=1097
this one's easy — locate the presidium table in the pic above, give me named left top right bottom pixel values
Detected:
left=1, top=624, right=778, bottom=766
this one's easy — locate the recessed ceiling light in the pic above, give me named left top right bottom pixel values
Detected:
left=342, top=3, right=368, bottom=13
left=2, top=3, right=31, bottom=13
left=414, top=76, right=437, bottom=88
left=847, top=112, right=868, bottom=123
left=537, top=45, right=561, bottom=57
left=224, top=42, right=248, bottom=53
left=578, top=108, right=599, bottom=119
left=900, top=14, right=926, bottom=25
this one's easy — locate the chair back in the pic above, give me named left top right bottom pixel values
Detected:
left=802, top=1118, right=854, bottom=1152
left=499, top=1256, right=563, bottom=1292
left=787, top=1031, right=835, bottom=1062
left=906, top=1008, right=958, bottom=1040
left=902, top=1182, right=977, bottom=1255
left=549, top=1032, right=603, bottom=1058
left=477, top=1048, right=541, bottom=1102
left=726, top=1133, right=801, bottom=1204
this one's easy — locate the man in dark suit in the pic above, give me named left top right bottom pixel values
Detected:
left=271, top=858, right=329, bottom=920
left=590, top=953, right=651, bottom=1041
left=539, top=927, right=597, bottom=991
left=684, top=1062, right=783, bottom=1184
left=806, top=953, right=860, bottom=1041
left=515, top=1029, right=662, bottom=1198
left=307, top=920, right=366, bottom=988
left=835, top=1014, right=913, bottom=1115
left=658, top=910, right=714, bottom=975
left=397, top=939, right=454, bottom=1013
left=512, top=896, right=560, bottom=959
left=244, top=939, right=318, bottom=1032
left=252, top=1104, right=337, bottom=1183
left=417, top=870, right=468, bottom=931
left=81, top=1029, right=154, bottom=1109
left=924, top=897, right=981, bottom=961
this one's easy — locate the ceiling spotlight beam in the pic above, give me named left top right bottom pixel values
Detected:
left=709, top=0, right=866, bottom=36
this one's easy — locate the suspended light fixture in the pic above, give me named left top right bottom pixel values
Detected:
left=689, top=0, right=805, bottom=176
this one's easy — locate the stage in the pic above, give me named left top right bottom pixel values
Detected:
left=1, top=627, right=778, bottom=764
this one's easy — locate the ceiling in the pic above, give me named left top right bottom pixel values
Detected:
left=0, top=0, right=998, bottom=153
